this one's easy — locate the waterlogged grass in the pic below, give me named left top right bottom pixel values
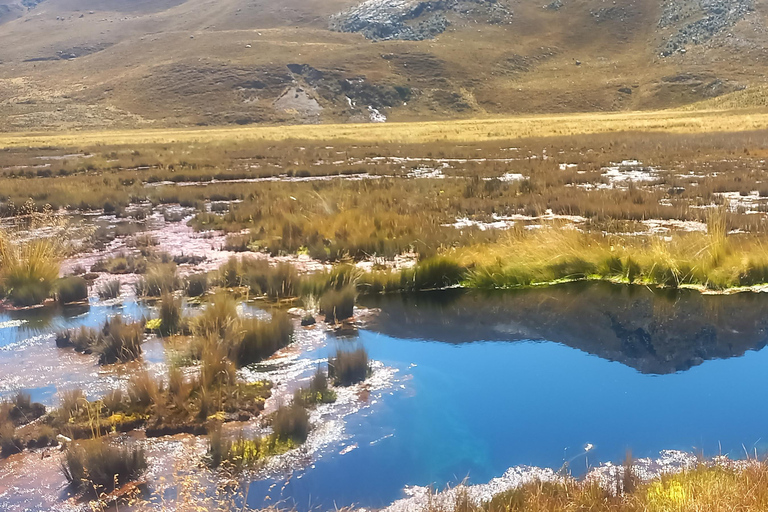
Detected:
left=319, top=285, right=357, bottom=323
left=294, top=367, right=337, bottom=407
left=0, top=235, right=60, bottom=306
left=56, top=276, right=88, bottom=304
left=329, top=348, right=370, bottom=387
left=56, top=316, right=145, bottom=364
left=470, top=464, right=768, bottom=512
left=61, top=438, right=147, bottom=494
left=451, top=224, right=768, bottom=291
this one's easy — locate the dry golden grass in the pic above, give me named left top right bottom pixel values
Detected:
left=2, top=108, right=768, bottom=148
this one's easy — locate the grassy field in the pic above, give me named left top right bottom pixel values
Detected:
left=2, top=107, right=768, bottom=148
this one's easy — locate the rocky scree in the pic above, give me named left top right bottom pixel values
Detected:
left=330, top=0, right=512, bottom=41
left=658, top=0, right=754, bottom=56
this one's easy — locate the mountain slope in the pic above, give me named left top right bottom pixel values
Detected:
left=0, top=0, right=765, bottom=131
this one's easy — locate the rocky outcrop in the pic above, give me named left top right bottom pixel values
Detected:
left=330, top=0, right=511, bottom=41
left=659, top=0, right=753, bottom=56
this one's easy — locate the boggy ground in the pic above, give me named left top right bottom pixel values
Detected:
left=5, top=129, right=768, bottom=290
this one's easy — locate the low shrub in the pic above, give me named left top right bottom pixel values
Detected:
left=328, top=347, right=370, bottom=386
left=56, top=276, right=88, bottom=304
left=61, top=438, right=147, bottom=493
left=0, top=422, right=20, bottom=457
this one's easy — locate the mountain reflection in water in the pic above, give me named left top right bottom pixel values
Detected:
left=360, top=282, right=768, bottom=374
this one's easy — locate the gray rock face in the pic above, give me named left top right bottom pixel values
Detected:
left=330, top=0, right=511, bottom=41
left=659, top=0, right=753, bottom=56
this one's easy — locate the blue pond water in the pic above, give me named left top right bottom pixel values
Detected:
left=248, top=285, right=768, bottom=510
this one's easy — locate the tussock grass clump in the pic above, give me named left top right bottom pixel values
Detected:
left=56, top=326, right=100, bottom=353
left=56, top=276, right=88, bottom=304
left=91, top=252, right=147, bottom=275
left=61, top=438, right=147, bottom=493
left=294, top=367, right=337, bottom=407
left=57, top=316, right=144, bottom=364
left=328, top=347, right=370, bottom=386
left=97, top=279, right=121, bottom=300
left=157, top=292, right=182, bottom=336
left=271, top=403, right=310, bottom=445
left=0, top=422, right=20, bottom=457
left=319, top=284, right=357, bottom=323
left=185, top=273, right=209, bottom=297
left=193, top=292, right=239, bottom=339
left=410, top=256, right=467, bottom=290
left=0, top=237, right=60, bottom=307
left=134, top=263, right=180, bottom=297
left=230, top=313, right=293, bottom=367
left=95, top=316, right=145, bottom=364
left=219, top=257, right=298, bottom=299
left=2, top=392, right=46, bottom=426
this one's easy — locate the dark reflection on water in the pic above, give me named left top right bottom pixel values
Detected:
left=360, top=282, right=768, bottom=374
left=244, top=284, right=768, bottom=511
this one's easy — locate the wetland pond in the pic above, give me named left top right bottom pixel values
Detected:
left=3, top=282, right=768, bottom=510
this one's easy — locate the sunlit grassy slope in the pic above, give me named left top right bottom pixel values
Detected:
left=2, top=108, right=768, bottom=148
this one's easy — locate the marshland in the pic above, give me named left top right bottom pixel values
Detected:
left=6, top=123, right=768, bottom=511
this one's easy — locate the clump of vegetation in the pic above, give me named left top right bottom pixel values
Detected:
left=294, top=367, right=337, bottom=407
left=95, top=316, right=145, bottom=364
left=0, top=236, right=60, bottom=307
left=319, top=284, right=357, bottom=323
left=410, top=256, right=467, bottom=290
left=270, top=402, right=310, bottom=445
left=97, top=279, right=121, bottom=300
left=157, top=292, right=183, bottom=336
left=192, top=292, right=239, bottom=339
left=61, top=438, right=147, bottom=494
left=91, top=252, right=147, bottom=274
left=56, top=316, right=145, bottom=364
left=56, top=276, right=88, bottom=304
left=0, top=422, right=20, bottom=457
left=219, top=257, right=298, bottom=300
left=229, top=313, right=293, bottom=367
left=185, top=273, right=209, bottom=297
left=328, top=347, right=370, bottom=386
left=56, top=326, right=100, bottom=353
left=135, top=263, right=181, bottom=297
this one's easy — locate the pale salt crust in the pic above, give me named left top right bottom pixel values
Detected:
left=375, top=450, right=713, bottom=512
left=445, top=210, right=588, bottom=231
left=716, top=191, right=768, bottom=214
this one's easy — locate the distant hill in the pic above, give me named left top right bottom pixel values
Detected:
left=0, top=0, right=766, bottom=131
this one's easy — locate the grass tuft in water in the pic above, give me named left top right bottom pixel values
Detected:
left=294, top=367, right=337, bottom=407
left=56, top=276, right=88, bottom=304
left=61, top=438, right=147, bottom=494
left=319, top=284, right=357, bottom=323
left=328, top=347, right=370, bottom=386
left=0, top=236, right=60, bottom=307
left=97, top=279, right=121, bottom=300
